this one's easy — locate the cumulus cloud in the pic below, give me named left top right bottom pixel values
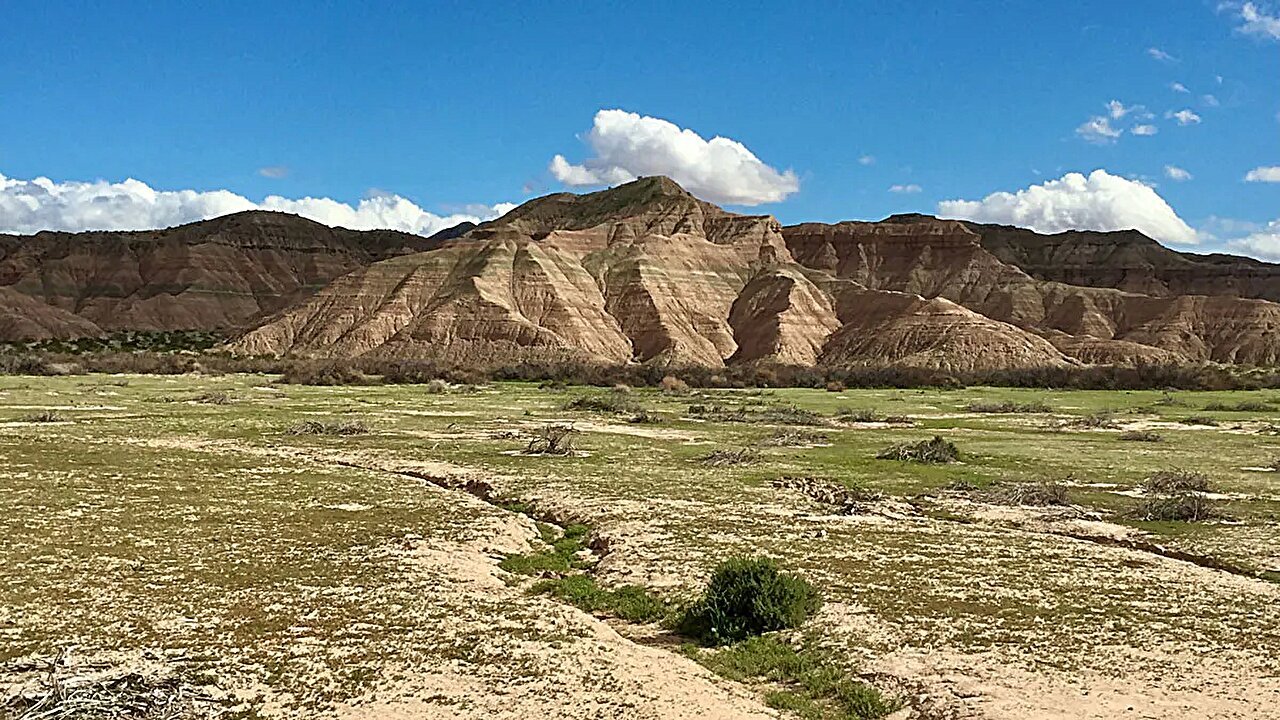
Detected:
left=1076, top=116, right=1123, bottom=144
left=548, top=109, right=799, bottom=206
left=1131, top=124, right=1159, bottom=136
left=1167, top=109, right=1202, bottom=125
left=1165, top=165, right=1193, bottom=181
left=1202, top=94, right=1221, bottom=107
left=937, top=169, right=1199, bottom=245
left=1245, top=166, right=1280, bottom=182
left=0, top=172, right=510, bottom=235
left=1171, top=82, right=1190, bottom=93
left=889, top=184, right=922, bottom=194
left=1236, top=2, right=1280, bottom=39
left=1107, top=100, right=1138, bottom=119
left=1147, top=47, right=1178, bottom=62
left=1228, top=220, right=1280, bottom=259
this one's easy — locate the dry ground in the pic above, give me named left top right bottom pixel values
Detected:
left=2, top=375, right=1278, bottom=719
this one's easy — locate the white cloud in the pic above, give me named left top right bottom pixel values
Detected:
left=1167, top=109, right=1202, bottom=125
left=858, top=155, right=876, bottom=166
left=1227, top=220, right=1280, bottom=259
left=1202, top=94, right=1221, bottom=107
left=1171, top=82, right=1190, bottom=93
left=937, top=169, right=1199, bottom=245
left=1131, top=124, right=1159, bottom=136
left=1237, top=2, right=1280, bottom=39
left=1147, top=47, right=1178, bottom=62
left=257, top=166, right=289, bottom=179
left=1076, top=116, right=1123, bottom=144
left=0, top=172, right=509, bottom=235
left=1107, top=100, right=1137, bottom=119
left=548, top=109, right=799, bottom=206
left=1245, top=166, right=1280, bottom=182
left=1164, top=165, right=1193, bottom=181
left=889, top=184, right=922, bottom=194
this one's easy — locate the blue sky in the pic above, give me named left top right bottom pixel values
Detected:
left=1, top=1, right=1277, bottom=253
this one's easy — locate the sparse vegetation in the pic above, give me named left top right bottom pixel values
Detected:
left=1119, top=429, right=1163, bottom=442
left=500, top=523, right=593, bottom=575
left=824, top=380, right=846, bottom=393
left=524, top=424, right=578, bottom=455
left=1180, top=415, right=1220, bottom=426
left=1066, top=413, right=1119, bottom=429
left=686, top=635, right=900, bottom=719
left=193, top=391, right=231, bottom=405
left=678, top=557, right=822, bottom=646
left=529, top=575, right=669, bottom=623
left=564, top=393, right=640, bottom=414
left=285, top=419, right=370, bottom=436
left=876, top=435, right=959, bottom=464
left=966, top=400, right=1053, bottom=413
left=766, top=429, right=829, bottom=447
left=425, top=379, right=450, bottom=394
left=1130, top=492, right=1216, bottom=522
left=20, top=409, right=65, bottom=423
left=660, top=375, right=691, bottom=394
left=835, top=407, right=880, bottom=423
left=1202, top=400, right=1273, bottom=412
left=700, top=447, right=762, bottom=466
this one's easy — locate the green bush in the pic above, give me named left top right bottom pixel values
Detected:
left=679, top=557, right=822, bottom=645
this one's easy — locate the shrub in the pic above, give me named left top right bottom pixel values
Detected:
left=1143, top=469, right=1211, bottom=494
left=425, top=379, right=449, bottom=394
left=21, top=410, right=65, bottom=423
left=1179, top=415, right=1219, bottom=426
left=678, top=557, right=822, bottom=645
left=700, top=448, right=762, bottom=466
left=765, top=429, right=829, bottom=447
left=824, top=380, right=846, bottom=393
left=1119, top=430, right=1162, bottom=442
left=525, top=424, right=578, bottom=456
left=965, top=400, right=1053, bottom=413
left=193, top=391, right=231, bottom=405
left=564, top=394, right=639, bottom=414
left=835, top=407, right=880, bottom=423
left=660, top=375, right=691, bottom=394
left=279, top=360, right=369, bottom=386
left=1130, top=492, right=1215, bottom=522
left=626, top=410, right=663, bottom=424
left=1202, top=400, right=1273, bottom=412
left=285, top=419, right=369, bottom=436
left=876, top=435, right=959, bottom=464
left=995, top=480, right=1071, bottom=506
left=1067, top=413, right=1118, bottom=429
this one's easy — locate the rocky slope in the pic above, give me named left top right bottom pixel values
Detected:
left=229, top=178, right=1070, bottom=370
left=783, top=218, right=1280, bottom=365
left=0, top=211, right=451, bottom=339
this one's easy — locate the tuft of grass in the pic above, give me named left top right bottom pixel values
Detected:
left=500, top=523, right=593, bottom=576
left=529, top=575, right=669, bottom=623
left=285, top=419, right=369, bottom=436
left=1119, top=429, right=1162, bottom=442
left=700, top=447, right=762, bottom=466
left=21, top=409, right=66, bottom=423
left=876, top=435, right=958, bottom=464
left=965, top=400, right=1053, bottom=414
left=688, top=635, right=900, bottom=719
left=524, top=424, right=578, bottom=456
left=677, top=557, right=822, bottom=646
left=1143, top=469, right=1212, bottom=494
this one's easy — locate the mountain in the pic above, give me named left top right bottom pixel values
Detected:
left=782, top=218, right=1280, bottom=365
left=0, top=211, right=450, bottom=339
left=227, top=177, right=1072, bottom=370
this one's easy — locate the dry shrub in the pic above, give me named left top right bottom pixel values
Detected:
left=21, top=410, right=65, bottom=423
left=1130, top=493, right=1216, bottom=522
left=193, top=391, right=230, bottom=405
left=660, top=375, right=691, bottom=394
left=279, top=360, right=370, bottom=386
left=286, top=419, right=369, bottom=436
left=525, top=424, right=578, bottom=455
left=765, top=429, right=829, bottom=447
left=824, top=380, right=846, bottom=393
left=564, top=393, right=639, bottom=414
left=1119, top=429, right=1162, bottom=442
left=966, top=400, right=1053, bottom=413
left=995, top=480, right=1071, bottom=506
left=425, top=379, right=449, bottom=394
left=835, top=407, right=880, bottom=423
left=626, top=409, right=662, bottom=424
left=877, top=435, right=959, bottom=464
left=1143, top=469, right=1212, bottom=494
left=700, top=447, right=761, bottom=466
left=1067, top=413, right=1118, bottom=429
left=612, top=383, right=632, bottom=394
left=1202, top=400, right=1273, bottom=412
left=1179, top=415, right=1219, bottom=427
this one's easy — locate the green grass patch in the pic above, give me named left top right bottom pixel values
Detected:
left=529, top=575, right=669, bottom=622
